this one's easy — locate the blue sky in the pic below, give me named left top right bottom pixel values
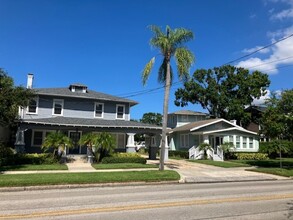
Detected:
left=1, top=0, right=292, bottom=119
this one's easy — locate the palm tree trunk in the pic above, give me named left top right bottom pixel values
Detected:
left=159, top=59, right=171, bottom=171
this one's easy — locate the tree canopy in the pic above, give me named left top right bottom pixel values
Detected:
left=140, top=112, right=163, bottom=126
left=174, top=65, right=270, bottom=126
left=261, top=89, right=293, bottom=140
left=0, top=69, right=35, bottom=126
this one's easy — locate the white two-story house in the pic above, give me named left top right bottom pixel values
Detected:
left=15, top=74, right=162, bottom=155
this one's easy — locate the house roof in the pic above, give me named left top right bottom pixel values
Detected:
left=245, top=105, right=267, bottom=112
left=20, top=117, right=161, bottom=130
left=170, top=119, right=220, bottom=132
left=168, top=110, right=208, bottom=116
left=170, top=118, right=257, bottom=135
left=33, top=87, right=138, bottom=106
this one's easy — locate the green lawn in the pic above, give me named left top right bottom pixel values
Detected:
left=92, top=163, right=158, bottom=169
left=187, top=160, right=251, bottom=168
left=0, top=170, right=180, bottom=187
left=0, top=164, right=68, bottom=171
left=232, top=158, right=293, bottom=168
left=247, top=168, right=293, bottom=177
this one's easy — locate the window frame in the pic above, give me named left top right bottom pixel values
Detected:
left=26, top=97, right=39, bottom=114
left=116, top=104, right=125, bottom=120
left=31, top=130, right=55, bottom=147
left=180, top=134, right=189, bottom=148
left=52, top=99, right=64, bottom=116
left=94, top=102, right=104, bottom=118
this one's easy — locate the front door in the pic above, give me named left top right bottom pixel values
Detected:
left=214, top=136, right=223, bottom=154
left=68, top=131, right=81, bottom=154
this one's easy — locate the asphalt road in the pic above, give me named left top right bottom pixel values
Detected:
left=0, top=180, right=292, bottom=220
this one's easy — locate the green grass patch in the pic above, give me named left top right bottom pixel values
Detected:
left=92, top=163, right=158, bottom=169
left=0, top=170, right=180, bottom=187
left=0, top=164, right=68, bottom=171
left=232, top=158, right=293, bottom=168
left=188, top=160, right=251, bottom=168
left=247, top=168, right=293, bottom=177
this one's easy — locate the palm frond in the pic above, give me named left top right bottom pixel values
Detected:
left=142, top=57, right=155, bottom=85
left=174, top=47, right=195, bottom=82
left=158, top=58, right=173, bottom=85
left=170, top=28, right=194, bottom=48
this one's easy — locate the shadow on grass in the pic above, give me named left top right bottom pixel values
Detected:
left=0, top=165, right=27, bottom=172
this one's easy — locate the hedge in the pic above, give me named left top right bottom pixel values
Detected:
left=234, top=152, right=269, bottom=160
left=101, top=156, right=147, bottom=164
left=169, top=150, right=189, bottom=159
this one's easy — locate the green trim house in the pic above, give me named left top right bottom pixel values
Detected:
left=167, top=111, right=259, bottom=161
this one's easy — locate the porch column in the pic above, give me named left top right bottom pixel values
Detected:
left=14, top=127, right=25, bottom=153
left=159, top=135, right=169, bottom=161
left=126, top=133, right=136, bottom=153
left=148, top=135, right=158, bottom=160
left=203, top=134, right=209, bottom=144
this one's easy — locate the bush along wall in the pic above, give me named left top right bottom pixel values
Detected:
left=101, top=154, right=147, bottom=164
left=234, top=152, right=269, bottom=160
left=169, top=150, right=189, bottom=159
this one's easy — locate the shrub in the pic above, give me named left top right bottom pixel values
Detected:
left=169, top=150, right=189, bottom=159
left=259, top=140, right=293, bottom=158
left=113, top=153, right=142, bottom=158
left=101, top=156, right=146, bottom=164
left=234, top=152, right=269, bottom=160
left=1, top=153, right=59, bottom=166
left=0, top=145, right=16, bottom=166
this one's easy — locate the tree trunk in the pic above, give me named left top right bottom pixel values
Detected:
left=159, top=59, right=171, bottom=171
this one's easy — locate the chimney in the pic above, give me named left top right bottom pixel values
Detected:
left=27, top=73, right=34, bottom=89
left=230, top=120, right=237, bottom=125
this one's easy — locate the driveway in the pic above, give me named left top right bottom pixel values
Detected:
left=149, top=159, right=289, bottom=183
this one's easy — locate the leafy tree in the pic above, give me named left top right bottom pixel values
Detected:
left=95, top=132, right=116, bottom=162
left=42, top=131, right=73, bottom=158
left=261, top=89, right=293, bottom=140
left=140, top=112, right=163, bottom=126
left=174, top=65, right=270, bottom=126
left=0, top=69, right=35, bottom=126
left=142, top=25, right=195, bottom=170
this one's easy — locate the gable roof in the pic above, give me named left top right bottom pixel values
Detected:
left=168, top=110, right=208, bottom=116
left=34, top=87, right=138, bottom=106
left=170, top=118, right=257, bottom=135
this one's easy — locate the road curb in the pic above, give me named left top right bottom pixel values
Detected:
left=0, top=181, right=180, bottom=192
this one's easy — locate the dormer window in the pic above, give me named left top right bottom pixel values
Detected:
left=69, top=83, right=87, bottom=93
left=27, top=97, right=38, bottom=114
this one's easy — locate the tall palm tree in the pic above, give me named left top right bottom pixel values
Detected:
left=142, top=25, right=195, bottom=170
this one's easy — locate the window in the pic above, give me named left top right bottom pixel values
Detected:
left=249, top=138, right=253, bottom=148
left=181, top=115, right=188, bottom=122
left=32, top=130, right=54, bottom=146
left=229, top=135, right=234, bottom=145
left=180, top=134, right=189, bottom=148
left=116, top=105, right=125, bottom=119
left=236, top=135, right=240, bottom=148
left=243, top=136, right=247, bottom=148
left=53, top=99, right=64, bottom=115
left=94, top=103, right=104, bottom=118
left=27, top=98, right=38, bottom=114
left=32, top=131, right=43, bottom=146
left=117, top=134, right=125, bottom=148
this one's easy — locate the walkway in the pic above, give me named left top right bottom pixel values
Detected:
left=161, top=159, right=289, bottom=183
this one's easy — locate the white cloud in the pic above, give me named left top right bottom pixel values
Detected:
left=252, top=90, right=271, bottom=105
left=242, top=46, right=270, bottom=54
left=270, top=0, right=293, bottom=20
left=237, top=26, right=293, bottom=74
left=271, top=8, right=293, bottom=20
